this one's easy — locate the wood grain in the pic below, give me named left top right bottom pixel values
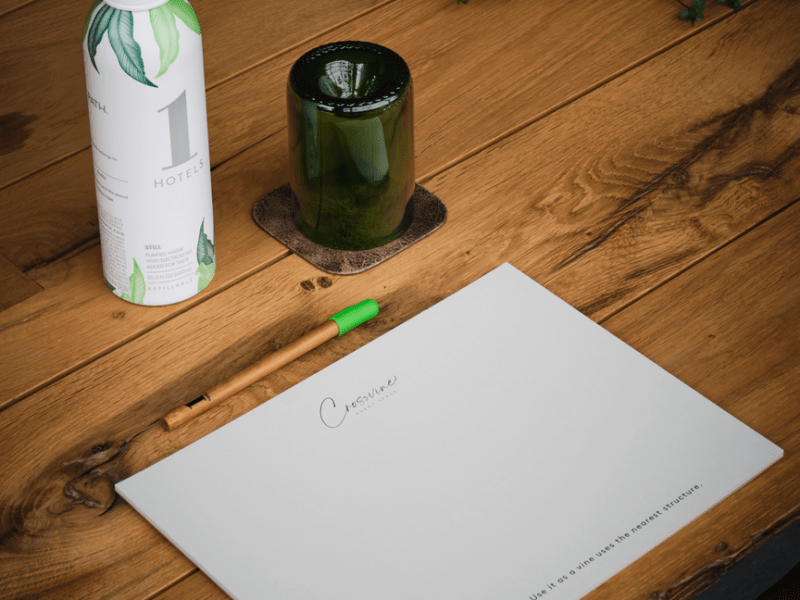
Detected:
left=0, top=252, right=42, bottom=310
left=0, top=0, right=794, bottom=408
left=150, top=201, right=800, bottom=600
left=1, top=185, right=797, bottom=600
left=584, top=201, right=800, bottom=600
left=0, top=0, right=46, bottom=20
left=162, top=319, right=340, bottom=430
left=0, top=0, right=744, bottom=271
left=0, top=0, right=394, bottom=191
left=1, top=5, right=799, bottom=598
left=152, top=571, right=228, bottom=600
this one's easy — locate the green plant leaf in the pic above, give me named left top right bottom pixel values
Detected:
left=197, top=220, right=208, bottom=264
left=196, top=219, right=215, bottom=266
left=121, top=258, right=147, bottom=303
left=196, top=219, right=215, bottom=292
left=149, top=4, right=180, bottom=78
left=206, top=241, right=215, bottom=263
left=87, top=4, right=114, bottom=72
left=105, top=277, right=116, bottom=292
left=108, top=9, right=157, bottom=87
left=196, top=260, right=215, bottom=293
left=83, top=0, right=104, bottom=43
left=167, top=0, right=201, bottom=35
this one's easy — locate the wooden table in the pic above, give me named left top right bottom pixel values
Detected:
left=1, top=0, right=799, bottom=598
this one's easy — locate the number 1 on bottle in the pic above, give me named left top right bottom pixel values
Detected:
left=159, top=90, right=197, bottom=170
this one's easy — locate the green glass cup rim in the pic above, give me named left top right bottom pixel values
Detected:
left=289, top=41, right=411, bottom=115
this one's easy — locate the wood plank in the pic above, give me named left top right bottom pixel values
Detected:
left=0, top=252, right=42, bottom=311
left=0, top=0, right=783, bottom=406
left=0, top=0, right=44, bottom=20
left=0, top=0, right=747, bottom=270
left=1, top=166, right=798, bottom=600
left=153, top=571, right=228, bottom=600
left=0, top=0, right=394, bottom=191
left=582, top=201, right=800, bottom=600
left=1, top=2, right=798, bottom=597
left=0, top=133, right=293, bottom=407
left=587, top=202, right=800, bottom=600
left=151, top=204, right=800, bottom=600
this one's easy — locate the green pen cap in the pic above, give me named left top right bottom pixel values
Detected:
left=329, top=299, right=379, bottom=336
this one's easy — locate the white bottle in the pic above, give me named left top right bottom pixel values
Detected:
left=83, top=0, right=214, bottom=305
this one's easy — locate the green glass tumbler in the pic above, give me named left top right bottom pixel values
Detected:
left=287, top=41, right=415, bottom=251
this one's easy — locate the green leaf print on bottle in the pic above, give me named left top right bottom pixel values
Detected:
left=149, top=4, right=179, bottom=78
left=83, top=0, right=104, bottom=42
left=166, top=0, right=201, bottom=35
left=87, top=4, right=115, bottom=72
left=149, top=0, right=202, bottom=78
left=196, top=219, right=215, bottom=293
left=84, top=0, right=200, bottom=85
left=120, top=258, right=146, bottom=303
left=86, top=3, right=155, bottom=86
left=109, top=10, right=157, bottom=87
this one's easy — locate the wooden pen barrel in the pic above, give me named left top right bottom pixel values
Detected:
left=161, top=319, right=340, bottom=430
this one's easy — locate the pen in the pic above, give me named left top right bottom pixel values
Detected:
left=161, top=299, right=379, bottom=431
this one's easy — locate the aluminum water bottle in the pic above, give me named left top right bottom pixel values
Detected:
left=82, top=0, right=214, bottom=305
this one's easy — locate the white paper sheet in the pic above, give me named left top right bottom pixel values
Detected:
left=117, top=263, right=783, bottom=600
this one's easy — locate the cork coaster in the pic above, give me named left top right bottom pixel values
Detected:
left=252, top=183, right=447, bottom=275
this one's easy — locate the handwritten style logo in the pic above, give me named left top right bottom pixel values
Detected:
left=319, top=376, right=398, bottom=428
